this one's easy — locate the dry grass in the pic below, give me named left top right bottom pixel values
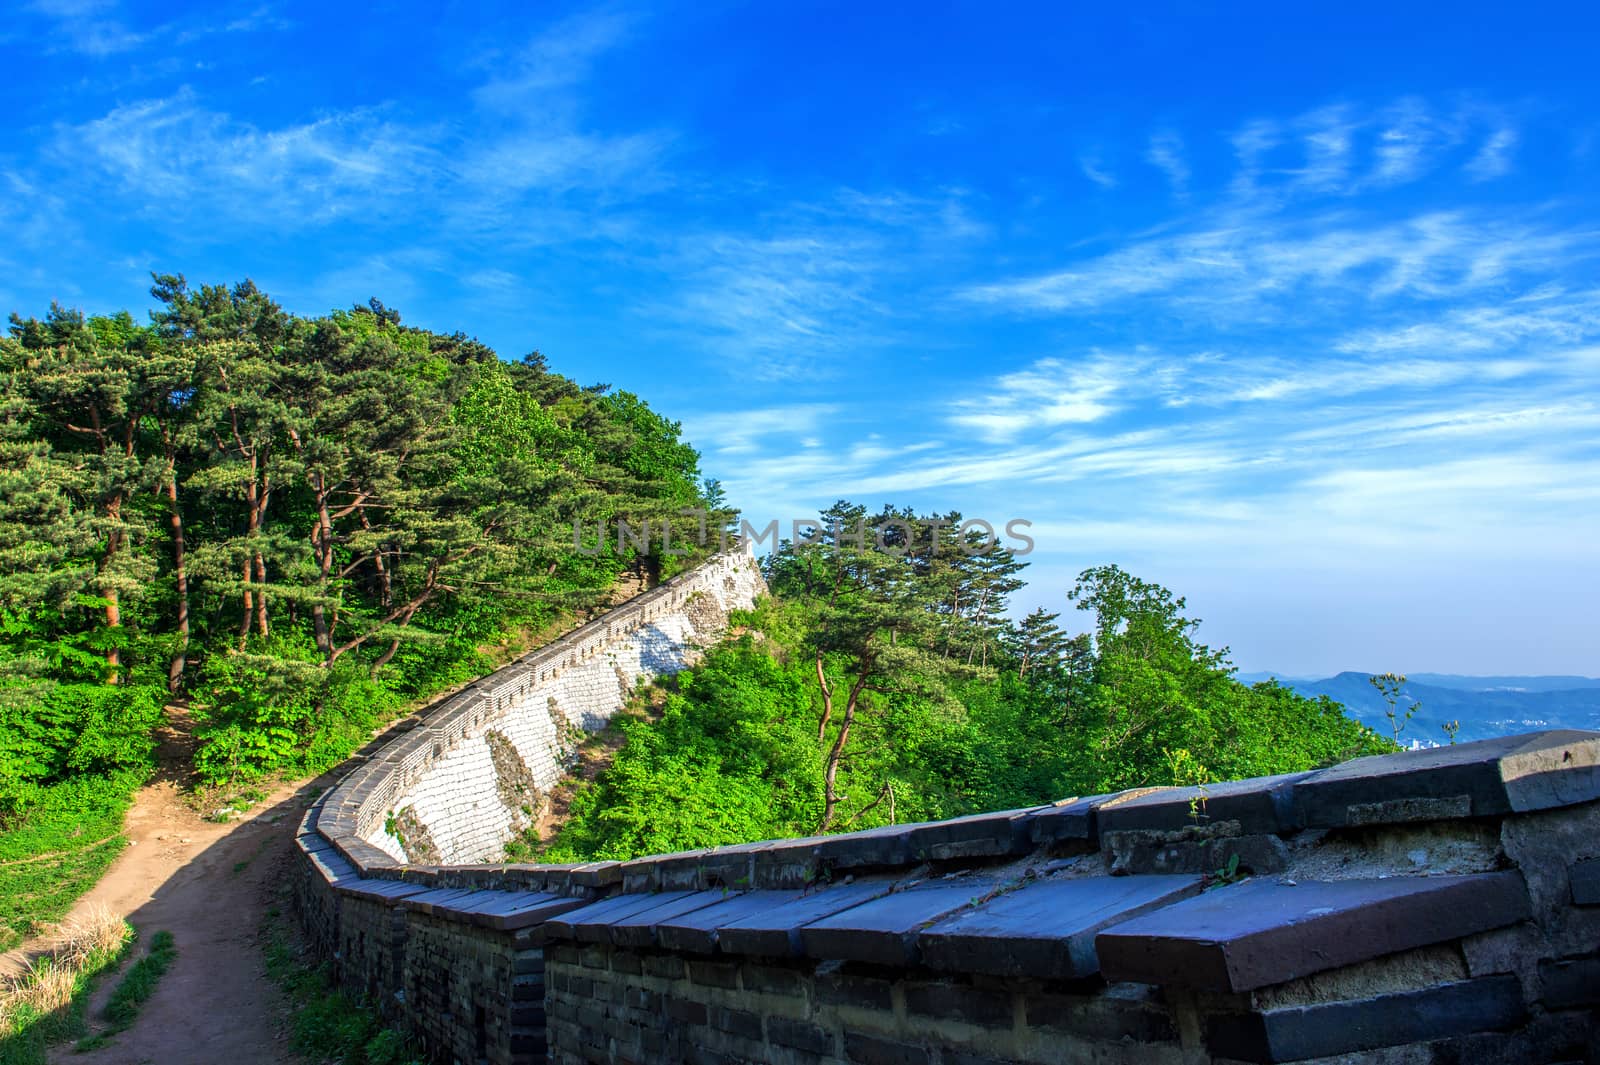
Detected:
left=0, top=905, right=130, bottom=1061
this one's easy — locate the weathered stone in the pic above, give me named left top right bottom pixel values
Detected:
left=811, top=823, right=919, bottom=870
left=903, top=980, right=1013, bottom=1026
left=902, top=806, right=1051, bottom=861
left=543, top=891, right=697, bottom=942
left=800, top=881, right=999, bottom=966
left=714, top=880, right=897, bottom=957
left=1102, top=831, right=1290, bottom=877
left=1205, top=975, right=1527, bottom=1062
left=1294, top=730, right=1600, bottom=828
left=1096, top=772, right=1309, bottom=837
left=653, top=889, right=807, bottom=954
left=1569, top=857, right=1600, bottom=905
left=604, top=890, right=736, bottom=947
left=1096, top=872, right=1531, bottom=991
left=843, top=1032, right=930, bottom=1065
left=1028, top=794, right=1106, bottom=847
left=1540, top=954, right=1600, bottom=1009
left=918, top=875, right=1201, bottom=979
left=336, top=877, right=429, bottom=903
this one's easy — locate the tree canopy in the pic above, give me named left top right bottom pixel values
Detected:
left=0, top=276, right=720, bottom=809
left=542, top=504, right=1392, bottom=861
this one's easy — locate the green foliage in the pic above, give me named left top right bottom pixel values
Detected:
left=0, top=772, right=142, bottom=952
left=543, top=637, right=822, bottom=860
left=544, top=504, right=1394, bottom=863
left=98, top=929, right=176, bottom=1033
left=262, top=907, right=422, bottom=1065
left=1, top=276, right=719, bottom=801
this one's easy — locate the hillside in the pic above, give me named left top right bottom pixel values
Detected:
left=1238, top=671, right=1600, bottom=744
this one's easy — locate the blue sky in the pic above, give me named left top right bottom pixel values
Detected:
left=4, top=1, right=1598, bottom=676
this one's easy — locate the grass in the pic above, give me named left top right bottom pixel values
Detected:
left=0, top=907, right=132, bottom=1065
left=72, top=928, right=177, bottom=1050
left=0, top=772, right=143, bottom=953
left=262, top=905, right=422, bottom=1065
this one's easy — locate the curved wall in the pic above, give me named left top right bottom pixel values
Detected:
left=347, top=550, right=766, bottom=867
left=292, top=553, right=1600, bottom=1065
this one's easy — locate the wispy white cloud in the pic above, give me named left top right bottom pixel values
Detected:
left=947, top=354, right=1136, bottom=441
left=1145, top=131, right=1190, bottom=197
left=1079, top=153, right=1117, bottom=190
left=1465, top=127, right=1518, bottom=181
left=472, top=10, right=635, bottom=113
left=661, top=231, right=886, bottom=376
left=959, top=209, right=1596, bottom=315
left=680, top=404, right=841, bottom=456
left=27, top=0, right=147, bottom=56
left=53, top=88, right=439, bottom=223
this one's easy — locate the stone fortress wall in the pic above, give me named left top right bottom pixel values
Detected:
left=294, top=554, right=1600, bottom=1065
left=347, top=549, right=767, bottom=866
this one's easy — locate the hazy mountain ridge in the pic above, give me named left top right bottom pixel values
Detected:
left=1236, top=671, right=1600, bottom=744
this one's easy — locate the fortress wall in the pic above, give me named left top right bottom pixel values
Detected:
left=353, top=550, right=765, bottom=866
left=292, top=553, right=1600, bottom=1065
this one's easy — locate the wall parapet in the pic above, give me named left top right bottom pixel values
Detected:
left=295, top=569, right=1600, bottom=1064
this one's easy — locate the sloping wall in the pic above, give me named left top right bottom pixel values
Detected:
left=359, top=550, right=766, bottom=865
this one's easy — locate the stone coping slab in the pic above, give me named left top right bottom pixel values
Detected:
left=714, top=880, right=901, bottom=958
left=1096, top=871, right=1531, bottom=991
left=902, top=805, right=1053, bottom=861
left=604, top=890, right=742, bottom=948
left=1205, top=975, right=1526, bottom=1062
left=1293, top=730, right=1600, bottom=828
left=918, top=874, right=1203, bottom=980
left=1096, top=773, right=1310, bottom=837
left=798, top=880, right=1001, bottom=966
left=543, top=891, right=697, bottom=943
left=650, top=889, right=809, bottom=954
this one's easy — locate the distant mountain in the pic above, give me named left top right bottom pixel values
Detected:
left=1240, top=671, right=1600, bottom=745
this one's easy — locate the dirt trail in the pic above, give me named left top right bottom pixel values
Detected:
left=2, top=709, right=323, bottom=1065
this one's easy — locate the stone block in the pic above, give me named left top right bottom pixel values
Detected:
left=1028, top=794, right=1107, bottom=847
left=1293, top=730, right=1600, bottom=828
left=919, top=875, right=1201, bottom=979
left=903, top=980, right=1013, bottom=1026
left=902, top=806, right=1051, bottom=861
left=843, top=1032, right=930, bottom=1065
left=1540, top=954, right=1600, bottom=1009
left=605, top=890, right=737, bottom=947
left=1205, top=975, right=1527, bottom=1062
left=1569, top=857, right=1600, bottom=906
left=543, top=891, right=697, bottom=943
left=337, top=878, right=430, bottom=904
left=800, top=881, right=999, bottom=966
left=1096, top=773, right=1309, bottom=837
left=714, top=880, right=897, bottom=958
left=811, top=823, right=919, bottom=870
left=1096, top=872, right=1531, bottom=991
left=653, top=890, right=805, bottom=954
left=768, top=1016, right=833, bottom=1054
left=398, top=887, right=484, bottom=917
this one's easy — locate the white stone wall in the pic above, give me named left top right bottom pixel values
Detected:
left=366, top=551, right=766, bottom=864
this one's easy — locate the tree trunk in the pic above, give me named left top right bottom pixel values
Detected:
left=164, top=466, right=189, bottom=692
left=815, top=652, right=834, bottom=741
left=820, top=674, right=871, bottom=832
left=311, top=479, right=334, bottom=658
left=101, top=497, right=123, bottom=684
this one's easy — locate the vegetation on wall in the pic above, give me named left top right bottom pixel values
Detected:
left=541, top=501, right=1393, bottom=862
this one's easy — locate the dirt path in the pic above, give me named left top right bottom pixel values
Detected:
left=1, top=708, right=325, bottom=1064
left=46, top=775, right=314, bottom=1065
